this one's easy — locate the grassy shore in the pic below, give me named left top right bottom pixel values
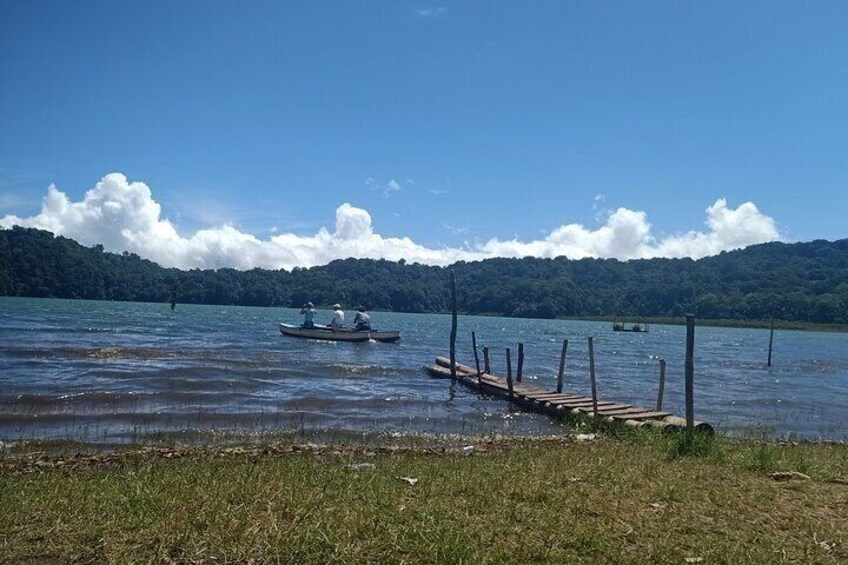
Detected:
left=1, top=434, right=846, bottom=564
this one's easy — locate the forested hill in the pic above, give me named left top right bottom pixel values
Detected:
left=2, top=225, right=848, bottom=324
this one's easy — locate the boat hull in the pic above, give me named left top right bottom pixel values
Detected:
left=613, top=322, right=648, bottom=332
left=279, top=323, right=400, bottom=342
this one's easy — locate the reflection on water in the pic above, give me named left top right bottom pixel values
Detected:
left=1, top=297, right=846, bottom=444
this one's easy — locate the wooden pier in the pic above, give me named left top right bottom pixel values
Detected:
left=424, top=356, right=713, bottom=434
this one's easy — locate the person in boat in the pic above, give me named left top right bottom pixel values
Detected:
left=353, top=306, right=372, bottom=331
left=328, top=303, right=345, bottom=328
left=300, top=302, right=316, bottom=328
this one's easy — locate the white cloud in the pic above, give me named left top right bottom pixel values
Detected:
left=592, top=193, right=608, bottom=223
left=366, top=177, right=402, bottom=198
left=651, top=199, right=780, bottom=259
left=0, top=193, right=33, bottom=209
left=442, top=222, right=471, bottom=237
left=0, top=173, right=781, bottom=270
left=414, top=6, right=447, bottom=19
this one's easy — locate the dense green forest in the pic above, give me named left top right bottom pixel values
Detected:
left=2, top=225, right=848, bottom=324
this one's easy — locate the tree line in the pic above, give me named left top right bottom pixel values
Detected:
left=2, top=225, right=848, bottom=324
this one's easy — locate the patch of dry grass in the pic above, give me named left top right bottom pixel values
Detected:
left=1, top=435, right=846, bottom=563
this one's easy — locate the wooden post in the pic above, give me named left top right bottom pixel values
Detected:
left=656, top=358, right=666, bottom=411
left=516, top=343, right=524, bottom=383
left=483, top=347, right=491, bottom=374
left=767, top=320, right=774, bottom=367
left=685, top=314, right=695, bottom=431
left=449, top=270, right=458, bottom=382
left=505, top=348, right=514, bottom=398
left=471, top=331, right=482, bottom=388
left=556, top=339, right=568, bottom=394
left=588, top=336, right=598, bottom=417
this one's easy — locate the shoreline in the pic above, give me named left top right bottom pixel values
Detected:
left=2, top=431, right=847, bottom=463
left=4, top=295, right=848, bottom=333
left=2, top=423, right=846, bottom=459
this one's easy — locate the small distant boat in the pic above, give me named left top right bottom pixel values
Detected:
left=279, top=323, right=401, bottom=343
left=613, top=321, right=649, bottom=333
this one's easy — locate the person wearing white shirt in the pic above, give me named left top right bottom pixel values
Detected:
left=329, top=304, right=345, bottom=328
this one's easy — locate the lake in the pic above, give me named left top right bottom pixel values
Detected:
left=0, top=297, right=846, bottom=444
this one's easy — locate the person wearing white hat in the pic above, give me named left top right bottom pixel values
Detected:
left=329, top=303, right=345, bottom=328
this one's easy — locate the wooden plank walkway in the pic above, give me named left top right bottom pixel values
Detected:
left=424, top=357, right=713, bottom=433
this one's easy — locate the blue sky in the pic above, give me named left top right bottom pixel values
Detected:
left=1, top=1, right=846, bottom=269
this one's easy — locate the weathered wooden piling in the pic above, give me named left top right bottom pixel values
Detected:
left=471, top=331, right=482, bottom=388
left=505, top=348, right=514, bottom=398
left=685, top=314, right=695, bottom=431
left=588, top=336, right=599, bottom=417
left=516, top=343, right=524, bottom=383
left=767, top=320, right=775, bottom=367
left=556, top=339, right=568, bottom=394
left=656, top=358, right=666, bottom=411
left=483, top=347, right=491, bottom=374
left=449, top=270, right=457, bottom=382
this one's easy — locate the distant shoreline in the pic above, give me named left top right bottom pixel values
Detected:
left=3, top=295, right=847, bottom=333
left=568, top=315, right=848, bottom=333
